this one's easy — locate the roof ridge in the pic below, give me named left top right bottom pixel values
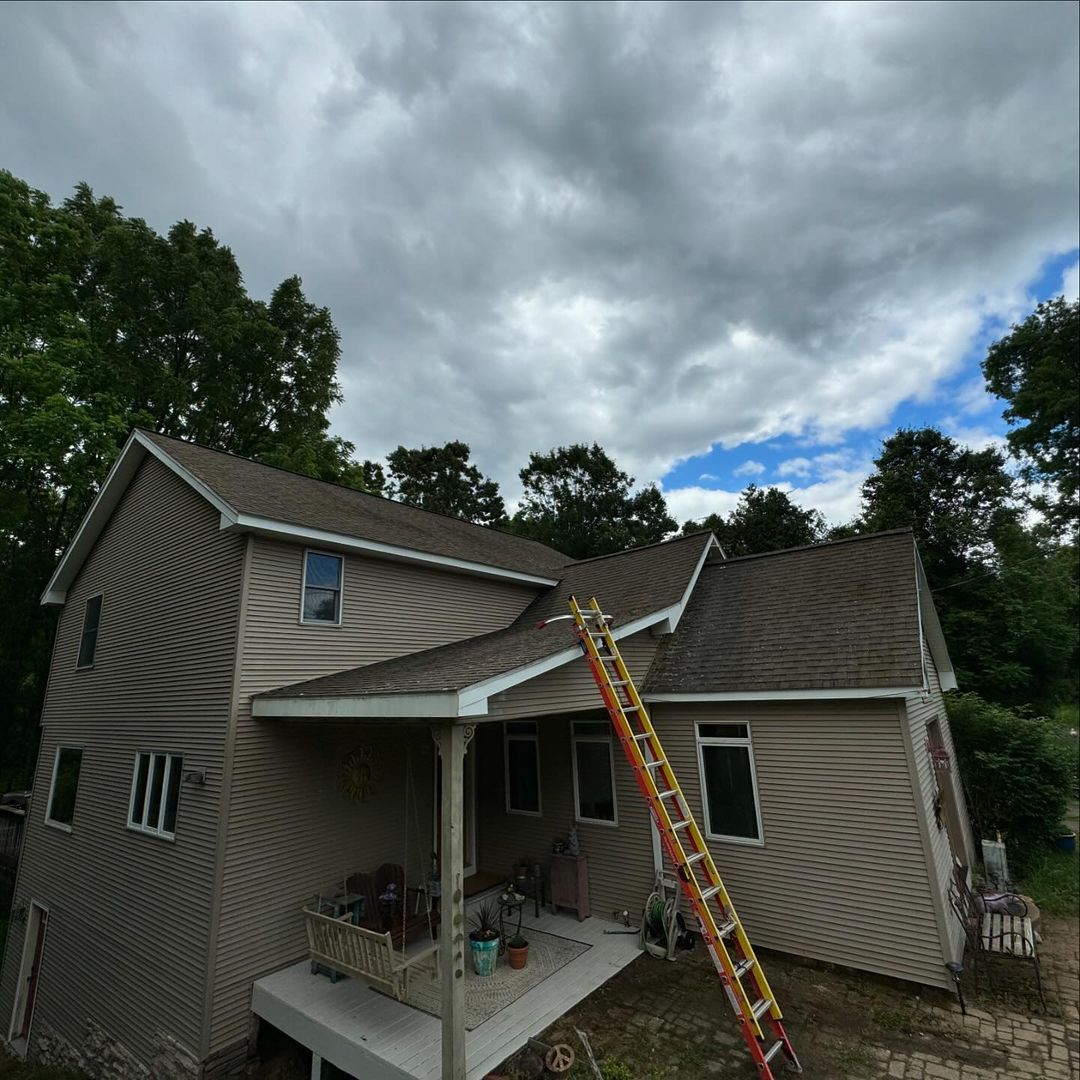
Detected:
left=138, top=428, right=569, bottom=562
left=711, top=527, right=914, bottom=566
left=563, top=529, right=714, bottom=567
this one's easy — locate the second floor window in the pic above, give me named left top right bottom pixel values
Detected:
left=505, top=721, right=542, bottom=815
left=46, top=746, right=83, bottom=830
left=302, top=551, right=343, bottom=624
left=128, top=752, right=183, bottom=838
left=77, top=594, right=103, bottom=668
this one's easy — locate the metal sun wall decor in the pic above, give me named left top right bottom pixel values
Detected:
left=339, top=746, right=379, bottom=803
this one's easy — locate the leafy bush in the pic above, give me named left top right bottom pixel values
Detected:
left=947, top=693, right=1074, bottom=869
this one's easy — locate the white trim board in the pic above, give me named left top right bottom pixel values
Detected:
left=644, top=687, right=920, bottom=702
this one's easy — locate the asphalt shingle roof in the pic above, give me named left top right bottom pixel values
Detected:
left=644, top=529, right=924, bottom=693
left=142, top=430, right=568, bottom=579
left=257, top=532, right=714, bottom=699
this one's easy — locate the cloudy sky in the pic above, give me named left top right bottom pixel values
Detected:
left=2, top=1, right=1077, bottom=524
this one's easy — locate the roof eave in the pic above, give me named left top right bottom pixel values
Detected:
left=643, top=687, right=921, bottom=702
left=915, top=552, right=958, bottom=691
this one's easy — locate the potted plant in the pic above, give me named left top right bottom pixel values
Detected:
left=468, top=901, right=500, bottom=976
left=506, top=932, right=529, bottom=970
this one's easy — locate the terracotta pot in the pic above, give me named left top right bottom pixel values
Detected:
left=507, top=943, right=529, bottom=970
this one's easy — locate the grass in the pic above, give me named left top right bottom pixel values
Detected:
left=1017, top=845, right=1080, bottom=916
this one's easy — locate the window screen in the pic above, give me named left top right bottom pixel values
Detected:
left=77, top=595, right=103, bottom=667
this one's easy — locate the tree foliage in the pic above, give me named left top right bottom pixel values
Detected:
left=385, top=441, right=506, bottom=526
left=0, top=170, right=365, bottom=786
left=682, top=484, right=826, bottom=557
left=947, top=693, right=1073, bottom=869
left=510, top=443, right=676, bottom=559
left=982, top=296, right=1080, bottom=535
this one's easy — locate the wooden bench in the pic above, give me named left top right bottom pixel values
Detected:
left=303, top=907, right=438, bottom=1000
left=947, top=871, right=1045, bottom=1010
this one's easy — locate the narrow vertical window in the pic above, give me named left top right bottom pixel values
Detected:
left=46, top=747, right=83, bottom=830
left=504, top=721, right=541, bottom=816
left=77, top=595, right=103, bottom=667
left=128, top=752, right=183, bottom=838
left=695, top=722, right=764, bottom=845
left=571, top=720, right=618, bottom=825
left=301, top=551, right=343, bottom=624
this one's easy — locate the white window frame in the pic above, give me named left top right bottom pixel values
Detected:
left=504, top=721, right=542, bottom=817
left=127, top=751, right=183, bottom=840
left=76, top=593, right=103, bottom=669
left=44, top=745, right=83, bottom=833
left=570, top=720, right=619, bottom=827
left=299, top=549, right=344, bottom=626
left=694, top=721, right=765, bottom=847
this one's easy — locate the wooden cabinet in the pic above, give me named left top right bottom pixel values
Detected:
left=548, top=854, right=589, bottom=921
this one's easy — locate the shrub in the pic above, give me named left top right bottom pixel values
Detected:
left=947, top=692, right=1074, bottom=870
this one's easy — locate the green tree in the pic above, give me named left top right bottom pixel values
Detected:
left=982, top=296, right=1080, bottom=535
left=0, top=170, right=365, bottom=786
left=510, top=443, right=676, bottom=559
left=385, top=441, right=506, bottom=526
left=682, top=484, right=826, bottom=557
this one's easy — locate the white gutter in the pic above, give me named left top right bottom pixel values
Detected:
left=643, top=688, right=920, bottom=702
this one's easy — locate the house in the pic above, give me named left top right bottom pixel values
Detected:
left=0, top=429, right=974, bottom=1080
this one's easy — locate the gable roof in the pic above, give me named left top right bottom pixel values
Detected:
left=43, top=429, right=570, bottom=603
left=253, top=531, right=716, bottom=717
left=644, top=529, right=937, bottom=697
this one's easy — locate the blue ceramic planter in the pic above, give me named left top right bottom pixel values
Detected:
left=470, top=935, right=499, bottom=976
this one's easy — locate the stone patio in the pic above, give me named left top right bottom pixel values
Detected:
left=510, top=915, right=1080, bottom=1080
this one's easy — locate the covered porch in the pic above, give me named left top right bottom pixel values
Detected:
left=253, top=896, right=642, bottom=1080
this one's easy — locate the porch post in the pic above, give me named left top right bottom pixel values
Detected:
left=439, top=720, right=467, bottom=1080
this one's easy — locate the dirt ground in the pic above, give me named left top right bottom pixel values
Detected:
left=496, top=916, right=1080, bottom=1080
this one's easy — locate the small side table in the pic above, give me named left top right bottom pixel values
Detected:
left=498, top=891, right=526, bottom=955
left=549, top=854, right=589, bottom=921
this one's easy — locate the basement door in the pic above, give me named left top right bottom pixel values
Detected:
left=433, top=746, right=477, bottom=879
left=8, top=901, right=48, bottom=1048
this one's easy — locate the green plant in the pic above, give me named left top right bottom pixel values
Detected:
left=468, top=901, right=500, bottom=942
left=598, top=1059, right=635, bottom=1080
left=507, top=933, right=528, bottom=950
left=947, top=693, right=1073, bottom=869
left=1017, top=848, right=1079, bottom=917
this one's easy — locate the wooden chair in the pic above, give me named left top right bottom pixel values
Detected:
left=303, top=906, right=438, bottom=999
left=947, top=866, right=1045, bottom=1010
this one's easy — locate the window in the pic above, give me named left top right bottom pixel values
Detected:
left=46, top=747, right=83, bottom=830
left=695, top=722, right=763, bottom=845
left=77, top=595, right=103, bottom=667
left=301, top=551, right=343, bottom=624
left=571, top=720, right=617, bottom=825
left=128, top=752, right=183, bottom=838
left=504, top=721, right=541, bottom=816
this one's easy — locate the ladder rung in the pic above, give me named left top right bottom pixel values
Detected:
left=685, top=851, right=707, bottom=866
left=717, top=919, right=737, bottom=938
left=671, top=819, right=692, bottom=832
left=701, top=884, right=722, bottom=901
left=644, top=759, right=665, bottom=770
left=621, top=705, right=641, bottom=712
left=763, top=1040, right=786, bottom=1065
left=734, top=956, right=756, bottom=980
left=632, top=732, right=652, bottom=742
left=657, top=789, right=679, bottom=800
left=751, top=997, right=772, bottom=1021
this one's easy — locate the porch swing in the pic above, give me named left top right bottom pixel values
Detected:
left=303, top=748, right=440, bottom=994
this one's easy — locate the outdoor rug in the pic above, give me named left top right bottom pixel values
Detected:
left=373, top=929, right=591, bottom=1029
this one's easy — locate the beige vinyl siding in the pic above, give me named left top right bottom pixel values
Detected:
left=904, top=639, right=971, bottom=962
left=474, top=715, right=655, bottom=922
left=242, top=536, right=537, bottom=689
left=486, top=632, right=660, bottom=720
left=207, top=543, right=540, bottom=1052
left=651, top=701, right=952, bottom=989
left=0, top=457, right=244, bottom=1066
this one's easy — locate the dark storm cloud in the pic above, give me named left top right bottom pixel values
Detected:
left=1, top=0, right=1076, bottom=499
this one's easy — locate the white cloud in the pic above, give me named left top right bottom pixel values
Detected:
left=1063, top=261, right=1080, bottom=301
left=662, top=486, right=743, bottom=525
left=777, top=457, right=813, bottom=478
left=733, top=460, right=766, bottom=477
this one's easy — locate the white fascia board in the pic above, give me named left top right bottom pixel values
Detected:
left=41, top=433, right=147, bottom=605
left=456, top=603, right=680, bottom=711
left=643, top=687, right=920, bottom=702
left=915, top=556, right=958, bottom=691
left=252, top=692, right=464, bottom=719
left=223, top=513, right=559, bottom=588
left=134, top=431, right=238, bottom=521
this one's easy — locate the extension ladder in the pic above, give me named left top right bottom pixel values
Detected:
left=556, top=595, right=801, bottom=1078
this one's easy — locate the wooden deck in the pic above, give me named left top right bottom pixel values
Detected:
left=252, top=905, right=642, bottom=1080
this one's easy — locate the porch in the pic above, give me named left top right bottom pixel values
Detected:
left=251, top=900, right=642, bottom=1080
